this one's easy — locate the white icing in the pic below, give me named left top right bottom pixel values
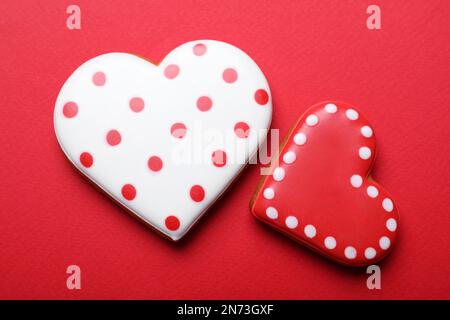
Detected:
left=54, top=40, right=272, bottom=241
left=285, top=216, right=299, bottom=229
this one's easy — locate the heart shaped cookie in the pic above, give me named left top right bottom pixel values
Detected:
left=251, top=101, right=398, bottom=266
left=54, top=40, right=272, bottom=241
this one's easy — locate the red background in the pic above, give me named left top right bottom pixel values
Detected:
left=1, top=0, right=449, bottom=299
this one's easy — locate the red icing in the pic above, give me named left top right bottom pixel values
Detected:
left=147, top=156, right=163, bottom=172
left=190, top=185, right=205, bottom=202
left=121, top=184, right=136, bottom=201
left=92, top=71, right=106, bottom=86
left=171, top=123, right=187, bottom=138
left=79, top=152, right=93, bottom=168
left=106, top=129, right=121, bottom=146
left=254, top=89, right=269, bottom=105
left=196, top=96, right=213, bottom=112
left=212, top=150, right=227, bottom=167
left=165, top=215, right=180, bottom=231
left=129, top=97, right=145, bottom=112
left=234, top=122, right=250, bottom=138
left=164, top=64, right=179, bottom=79
left=222, top=68, right=238, bottom=83
left=251, top=101, right=399, bottom=266
left=62, top=102, right=78, bottom=118
left=193, top=43, right=207, bottom=56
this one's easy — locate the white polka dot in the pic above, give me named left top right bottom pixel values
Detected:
left=273, top=167, right=285, bottom=181
left=324, top=103, right=337, bottom=113
left=359, top=147, right=371, bottom=160
left=344, top=246, right=357, bottom=259
left=386, top=218, right=397, bottom=232
left=364, top=247, right=377, bottom=259
left=379, top=236, right=391, bottom=250
left=283, top=151, right=296, bottom=164
left=266, top=207, right=278, bottom=219
left=285, top=216, right=298, bottom=229
left=367, top=186, right=379, bottom=198
left=294, top=133, right=307, bottom=145
left=263, top=188, right=275, bottom=200
left=304, top=224, right=316, bottom=238
left=324, top=236, right=337, bottom=249
left=361, top=126, right=373, bottom=138
left=350, top=175, right=363, bottom=188
left=382, top=198, right=394, bottom=212
left=346, top=109, right=359, bottom=120
left=306, top=114, right=319, bottom=126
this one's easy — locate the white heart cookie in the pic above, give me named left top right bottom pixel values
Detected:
left=54, top=40, right=272, bottom=240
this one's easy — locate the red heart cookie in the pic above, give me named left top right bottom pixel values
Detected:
left=251, top=101, right=399, bottom=266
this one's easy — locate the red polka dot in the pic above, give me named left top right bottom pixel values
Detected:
left=148, top=156, right=163, bottom=172
left=223, top=68, right=238, bottom=83
left=254, top=89, right=269, bottom=105
left=234, top=122, right=250, bottom=138
left=196, top=96, right=213, bottom=112
left=165, top=215, right=180, bottom=231
left=212, top=150, right=227, bottom=167
left=106, top=129, right=121, bottom=146
left=129, top=97, right=145, bottom=112
left=80, top=152, right=93, bottom=168
left=164, top=64, right=179, bottom=79
left=121, top=184, right=136, bottom=201
left=193, top=43, right=207, bottom=56
left=63, top=102, right=78, bottom=118
left=171, top=123, right=187, bottom=138
left=92, top=71, right=106, bottom=86
left=190, top=185, right=205, bottom=202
